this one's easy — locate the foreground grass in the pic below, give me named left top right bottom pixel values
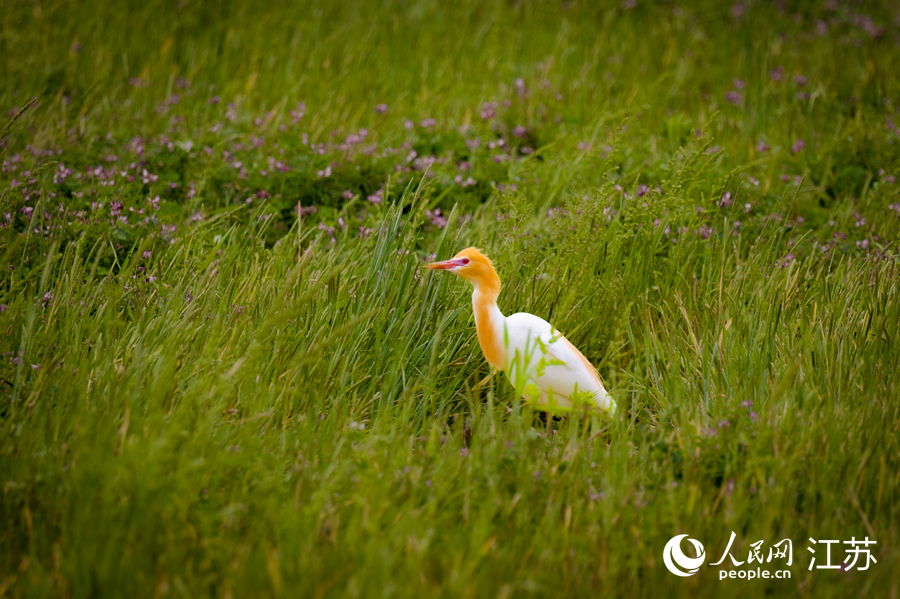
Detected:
left=2, top=0, right=900, bottom=597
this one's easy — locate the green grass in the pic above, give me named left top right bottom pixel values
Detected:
left=1, top=0, right=899, bottom=597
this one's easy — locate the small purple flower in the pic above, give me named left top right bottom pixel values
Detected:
left=459, top=447, right=468, bottom=457
left=733, top=78, right=745, bottom=90
left=793, top=75, right=807, bottom=86
left=770, top=66, right=784, bottom=82
left=756, top=140, right=769, bottom=152
left=426, top=208, right=447, bottom=229
left=374, top=103, right=388, bottom=114
left=750, top=411, right=758, bottom=421
left=791, top=138, right=806, bottom=153
left=0, top=304, right=7, bottom=313
left=479, top=102, right=497, bottom=121
left=420, top=118, right=436, bottom=128
left=404, top=120, right=414, bottom=130
left=367, top=188, right=383, bottom=205
left=719, top=191, right=733, bottom=207
left=290, top=103, right=306, bottom=124
left=512, top=125, right=527, bottom=139
left=342, top=190, right=354, bottom=200
left=725, top=90, right=742, bottom=105
left=208, top=95, right=220, bottom=105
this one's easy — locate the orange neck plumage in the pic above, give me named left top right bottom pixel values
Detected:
left=470, top=268, right=505, bottom=370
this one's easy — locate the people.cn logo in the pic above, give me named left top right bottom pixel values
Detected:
left=663, top=534, right=706, bottom=577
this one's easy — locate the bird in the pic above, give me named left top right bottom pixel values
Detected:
left=425, top=247, right=615, bottom=414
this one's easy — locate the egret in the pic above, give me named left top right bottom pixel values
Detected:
left=426, top=247, right=615, bottom=414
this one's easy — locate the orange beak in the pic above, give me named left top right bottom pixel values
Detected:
left=425, top=258, right=465, bottom=270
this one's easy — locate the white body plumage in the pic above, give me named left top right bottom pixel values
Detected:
left=475, top=293, right=614, bottom=412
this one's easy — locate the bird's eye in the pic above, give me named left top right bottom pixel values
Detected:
left=461, top=258, right=470, bottom=265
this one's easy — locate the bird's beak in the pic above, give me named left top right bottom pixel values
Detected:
left=425, top=258, right=464, bottom=270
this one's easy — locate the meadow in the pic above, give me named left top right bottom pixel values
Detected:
left=1, top=0, right=899, bottom=596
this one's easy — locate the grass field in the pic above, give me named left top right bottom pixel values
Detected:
left=2, top=0, right=900, bottom=596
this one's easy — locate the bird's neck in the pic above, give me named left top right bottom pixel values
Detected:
left=472, top=284, right=506, bottom=370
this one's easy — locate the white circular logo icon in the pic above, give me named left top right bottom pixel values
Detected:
left=663, top=534, right=706, bottom=577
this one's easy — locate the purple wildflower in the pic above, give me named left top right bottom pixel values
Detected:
left=367, top=188, right=383, bottom=205
left=290, top=103, right=306, bottom=124
left=479, top=102, right=497, bottom=121
left=426, top=208, right=447, bottom=229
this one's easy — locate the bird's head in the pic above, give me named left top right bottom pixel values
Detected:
left=425, top=247, right=500, bottom=293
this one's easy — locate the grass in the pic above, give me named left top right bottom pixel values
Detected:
left=1, top=0, right=899, bottom=597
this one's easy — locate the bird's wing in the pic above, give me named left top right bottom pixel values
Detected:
left=504, top=313, right=589, bottom=374
left=504, top=313, right=613, bottom=411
